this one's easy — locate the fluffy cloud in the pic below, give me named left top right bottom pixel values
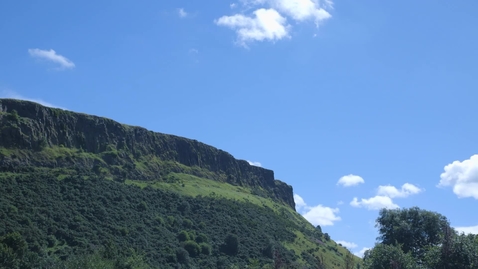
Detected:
left=377, top=183, right=423, bottom=198
left=178, top=8, right=188, bottom=18
left=438, top=155, right=478, bottom=199
left=0, top=89, right=65, bottom=109
left=354, top=247, right=371, bottom=258
left=336, top=240, right=357, bottom=249
left=294, top=194, right=307, bottom=210
left=215, top=8, right=290, bottom=46
left=337, top=174, right=365, bottom=187
left=294, top=194, right=341, bottom=226
left=216, top=0, right=332, bottom=46
left=263, top=0, right=331, bottom=24
left=350, top=196, right=399, bottom=210
left=28, top=49, right=75, bottom=69
left=247, top=160, right=262, bottom=167
left=350, top=183, right=423, bottom=210
left=455, top=225, right=478, bottom=235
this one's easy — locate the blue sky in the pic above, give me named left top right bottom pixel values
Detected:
left=1, top=0, right=478, bottom=257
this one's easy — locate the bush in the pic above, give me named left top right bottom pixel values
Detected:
left=199, top=243, right=212, bottom=255
left=183, top=241, right=200, bottom=257
left=178, top=231, right=190, bottom=242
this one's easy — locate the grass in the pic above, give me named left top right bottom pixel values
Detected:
left=125, top=172, right=362, bottom=268
left=0, top=144, right=362, bottom=267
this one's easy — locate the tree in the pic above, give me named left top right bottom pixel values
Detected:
left=363, top=243, right=416, bottom=269
left=375, top=207, right=450, bottom=260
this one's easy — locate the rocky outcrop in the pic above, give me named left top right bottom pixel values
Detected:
left=0, top=99, right=295, bottom=209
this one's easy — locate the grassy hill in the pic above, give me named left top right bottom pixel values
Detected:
left=0, top=99, right=361, bottom=268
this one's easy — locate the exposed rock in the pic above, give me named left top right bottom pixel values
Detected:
left=0, top=99, right=295, bottom=209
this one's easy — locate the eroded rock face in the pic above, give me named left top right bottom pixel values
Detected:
left=0, top=99, right=295, bottom=209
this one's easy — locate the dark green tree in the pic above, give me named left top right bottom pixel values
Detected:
left=363, top=243, right=416, bottom=269
left=375, top=207, right=450, bottom=260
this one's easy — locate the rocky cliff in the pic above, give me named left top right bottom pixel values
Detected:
left=0, top=98, right=295, bottom=208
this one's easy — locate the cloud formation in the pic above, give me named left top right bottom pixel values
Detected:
left=247, top=160, right=262, bottom=167
left=337, top=174, right=365, bottom=187
left=215, top=0, right=332, bottom=46
left=455, top=225, right=478, bottom=235
left=178, top=8, right=188, bottom=18
left=377, top=183, right=423, bottom=198
left=438, top=154, right=478, bottom=199
left=350, top=196, right=399, bottom=210
left=294, top=194, right=341, bottom=226
left=336, top=240, right=357, bottom=250
left=354, top=247, right=371, bottom=258
left=350, top=183, right=423, bottom=210
left=216, top=8, right=290, bottom=46
left=0, top=89, right=65, bottom=109
left=28, top=49, right=75, bottom=70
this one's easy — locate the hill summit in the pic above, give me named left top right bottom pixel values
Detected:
left=0, top=98, right=295, bottom=208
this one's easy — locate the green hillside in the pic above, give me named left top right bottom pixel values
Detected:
left=0, top=99, right=361, bottom=268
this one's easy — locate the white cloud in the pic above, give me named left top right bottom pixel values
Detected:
left=455, top=225, right=478, bottom=235
left=350, top=182, right=423, bottom=210
left=189, top=48, right=199, bottom=54
left=350, top=196, right=399, bottom=210
left=377, top=183, right=423, bottom=198
left=438, top=155, right=478, bottom=199
left=354, top=247, right=371, bottom=258
left=337, top=174, right=365, bottom=187
left=337, top=200, right=344, bottom=205
left=294, top=194, right=307, bottom=210
left=0, top=89, right=65, bottom=109
left=336, top=241, right=357, bottom=249
left=178, top=8, right=188, bottom=18
left=216, top=0, right=332, bottom=46
left=294, top=193, right=341, bottom=226
left=215, top=8, right=290, bottom=47
left=247, top=160, right=262, bottom=167
left=28, top=49, right=75, bottom=69
left=264, top=0, right=331, bottom=25
left=303, top=204, right=341, bottom=226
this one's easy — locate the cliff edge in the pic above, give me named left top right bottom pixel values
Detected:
left=0, top=98, right=295, bottom=209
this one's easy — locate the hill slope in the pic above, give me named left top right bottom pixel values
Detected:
left=0, top=99, right=360, bottom=268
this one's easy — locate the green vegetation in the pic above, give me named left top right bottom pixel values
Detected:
left=363, top=207, right=478, bottom=268
left=0, top=99, right=358, bottom=268
left=0, top=173, right=357, bottom=268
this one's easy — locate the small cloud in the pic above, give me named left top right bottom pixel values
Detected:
left=377, top=183, right=423, bottom=198
left=350, top=196, right=399, bottom=210
left=337, top=174, right=365, bottom=187
left=351, top=182, right=423, bottom=210
left=28, top=48, right=75, bottom=70
left=438, top=154, right=478, bottom=199
left=455, top=225, right=478, bottom=235
left=302, top=204, right=341, bottom=226
left=0, top=89, right=65, bottom=109
left=336, top=241, right=357, bottom=249
left=354, top=247, right=371, bottom=258
left=189, top=48, right=199, bottom=54
left=337, top=200, right=344, bottom=205
left=294, top=193, right=341, bottom=226
left=247, top=160, right=262, bottom=167
left=178, top=8, right=188, bottom=18
left=294, top=194, right=307, bottom=210
left=216, top=0, right=333, bottom=46
left=215, top=8, right=290, bottom=47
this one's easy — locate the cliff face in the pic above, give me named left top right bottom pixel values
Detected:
left=0, top=99, right=295, bottom=209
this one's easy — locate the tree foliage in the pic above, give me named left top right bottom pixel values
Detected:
left=365, top=207, right=478, bottom=269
